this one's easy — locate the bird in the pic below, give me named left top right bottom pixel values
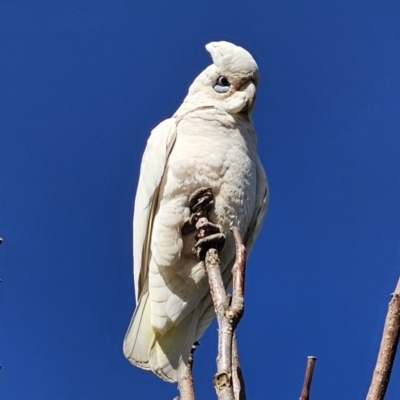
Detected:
left=123, top=41, right=269, bottom=383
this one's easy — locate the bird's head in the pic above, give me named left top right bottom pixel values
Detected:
left=186, top=41, right=259, bottom=115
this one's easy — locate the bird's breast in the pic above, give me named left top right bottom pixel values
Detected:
left=148, top=111, right=259, bottom=331
left=163, top=111, right=258, bottom=235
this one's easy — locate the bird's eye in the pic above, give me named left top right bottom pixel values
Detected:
left=213, top=76, right=230, bottom=93
left=217, top=76, right=229, bottom=86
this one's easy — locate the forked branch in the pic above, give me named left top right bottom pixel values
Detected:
left=203, top=227, right=247, bottom=400
left=181, top=187, right=247, bottom=400
left=168, top=188, right=400, bottom=400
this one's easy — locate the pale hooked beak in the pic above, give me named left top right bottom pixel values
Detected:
left=238, top=80, right=256, bottom=114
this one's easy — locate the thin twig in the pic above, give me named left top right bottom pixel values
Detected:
left=229, top=227, right=247, bottom=328
left=205, top=248, right=234, bottom=400
left=299, top=356, right=317, bottom=400
left=176, top=343, right=198, bottom=400
left=232, top=333, right=246, bottom=400
left=230, top=228, right=247, bottom=400
left=366, top=277, right=400, bottom=400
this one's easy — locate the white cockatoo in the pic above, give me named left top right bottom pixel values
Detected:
left=123, top=41, right=269, bottom=382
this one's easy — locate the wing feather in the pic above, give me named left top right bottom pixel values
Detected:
left=244, top=155, right=269, bottom=252
left=133, top=118, right=177, bottom=300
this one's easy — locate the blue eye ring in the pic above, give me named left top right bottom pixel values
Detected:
left=214, top=76, right=230, bottom=93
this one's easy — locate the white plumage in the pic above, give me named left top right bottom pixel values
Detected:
left=123, top=41, right=269, bottom=382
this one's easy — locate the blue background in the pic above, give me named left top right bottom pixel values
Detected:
left=1, top=1, right=400, bottom=399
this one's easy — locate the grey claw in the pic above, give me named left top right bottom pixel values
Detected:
left=189, top=187, right=214, bottom=213
left=193, top=233, right=226, bottom=260
left=182, top=188, right=216, bottom=235
left=194, top=221, right=222, bottom=241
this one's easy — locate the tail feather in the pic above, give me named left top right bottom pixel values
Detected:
left=149, top=308, right=199, bottom=382
left=123, top=283, right=155, bottom=370
left=124, top=258, right=235, bottom=382
left=123, top=281, right=201, bottom=382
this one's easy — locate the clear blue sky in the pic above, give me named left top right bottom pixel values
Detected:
left=1, top=1, right=400, bottom=399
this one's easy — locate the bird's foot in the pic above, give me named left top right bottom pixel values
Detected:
left=193, top=217, right=226, bottom=259
left=194, top=233, right=226, bottom=260
left=194, top=217, right=221, bottom=239
left=181, top=187, right=215, bottom=235
left=189, top=187, right=214, bottom=214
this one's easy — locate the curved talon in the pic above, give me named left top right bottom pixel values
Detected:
left=189, top=211, right=203, bottom=226
left=182, top=187, right=216, bottom=235
left=181, top=211, right=210, bottom=235
left=185, top=186, right=226, bottom=260
left=189, top=187, right=214, bottom=213
left=194, top=221, right=222, bottom=241
left=194, top=233, right=226, bottom=260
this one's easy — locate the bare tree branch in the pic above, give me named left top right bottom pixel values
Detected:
left=203, top=229, right=247, bottom=400
left=299, top=356, right=317, bottom=400
left=232, top=334, right=246, bottom=400
left=175, top=343, right=198, bottom=400
left=186, top=188, right=248, bottom=400
left=205, top=247, right=234, bottom=400
left=181, top=189, right=400, bottom=400
left=229, top=227, right=247, bottom=329
left=366, top=277, right=400, bottom=400
left=230, top=228, right=247, bottom=400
